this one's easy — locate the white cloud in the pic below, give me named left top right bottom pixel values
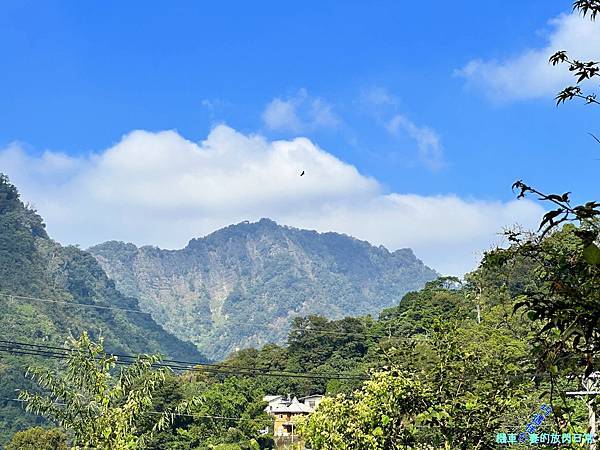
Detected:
left=201, top=98, right=223, bottom=115
left=457, top=12, right=600, bottom=101
left=357, top=87, right=444, bottom=170
left=0, top=125, right=543, bottom=276
left=262, top=89, right=340, bottom=132
left=360, top=86, right=398, bottom=107
left=262, top=98, right=303, bottom=132
left=387, top=115, right=444, bottom=170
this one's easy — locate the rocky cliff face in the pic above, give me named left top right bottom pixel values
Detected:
left=89, top=219, right=438, bottom=360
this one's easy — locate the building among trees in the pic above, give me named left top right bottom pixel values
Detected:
left=263, top=394, right=323, bottom=437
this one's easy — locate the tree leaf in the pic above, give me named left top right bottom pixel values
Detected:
left=512, top=301, right=529, bottom=314
left=583, top=243, right=600, bottom=265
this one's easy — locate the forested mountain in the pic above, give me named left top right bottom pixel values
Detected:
left=89, top=219, right=437, bottom=360
left=6, top=222, right=596, bottom=449
left=3, top=172, right=597, bottom=448
left=19, top=273, right=570, bottom=449
left=0, top=175, right=206, bottom=444
left=124, top=254, right=592, bottom=449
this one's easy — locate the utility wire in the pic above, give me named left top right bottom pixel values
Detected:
left=3, top=336, right=571, bottom=383
left=3, top=338, right=544, bottom=382
left=0, top=397, right=266, bottom=422
left=0, top=339, right=368, bottom=378
left=0, top=346, right=347, bottom=380
left=0, top=292, right=429, bottom=339
left=0, top=292, right=150, bottom=315
left=17, top=344, right=580, bottom=385
left=0, top=341, right=368, bottom=381
left=0, top=339, right=563, bottom=383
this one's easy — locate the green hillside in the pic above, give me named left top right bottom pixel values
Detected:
left=0, top=175, right=206, bottom=444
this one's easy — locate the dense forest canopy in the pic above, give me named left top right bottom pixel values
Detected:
left=0, top=174, right=206, bottom=444
left=5, top=262, right=595, bottom=448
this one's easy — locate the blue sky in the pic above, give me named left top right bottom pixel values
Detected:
left=1, top=0, right=598, bottom=274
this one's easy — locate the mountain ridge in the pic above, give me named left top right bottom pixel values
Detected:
left=89, top=218, right=438, bottom=360
left=0, top=174, right=207, bottom=443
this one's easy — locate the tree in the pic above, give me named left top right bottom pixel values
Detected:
left=6, top=427, right=67, bottom=450
left=481, top=183, right=600, bottom=434
left=161, top=375, right=273, bottom=449
left=551, top=1, right=600, bottom=109
left=299, top=287, right=536, bottom=449
left=299, top=368, right=433, bottom=450
left=376, top=283, right=537, bottom=449
left=483, top=183, right=600, bottom=374
left=18, top=332, right=172, bottom=449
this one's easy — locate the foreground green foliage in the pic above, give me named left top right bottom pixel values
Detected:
left=482, top=182, right=600, bottom=432
left=299, top=370, right=433, bottom=449
left=19, top=333, right=171, bottom=449
left=0, top=174, right=205, bottom=444
left=11, top=268, right=593, bottom=448
left=297, top=280, right=541, bottom=449
left=490, top=182, right=600, bottom=375
left=6, top=426, right=67, bottom=450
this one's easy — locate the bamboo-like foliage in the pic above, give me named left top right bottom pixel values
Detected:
left=19, top=332, right=170, bottom=449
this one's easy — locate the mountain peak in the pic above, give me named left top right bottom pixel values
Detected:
left=90, top=220, right=438, bottom=360
left=257, top=217, right=278, bottom=226
left=0, top=174, right=48, bottom=239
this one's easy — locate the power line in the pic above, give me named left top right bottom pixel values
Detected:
left=0, top=346, right=360, bottom=380
left=0, top=397, right=266, bottom=422
left=1, top=336, right=569, bottom=383
left=5, top=338, right=545, bottom=382
left=0, top=292, right=441, bottom=340
left=0, top=340, right=360, bottom=374
left=0, top=341, right=368, bottom=381
left=0, top=339, right=564, bottom=384
left=0, top=339, right=368, bottom=379
left=0, top=292, right=150, bottom=315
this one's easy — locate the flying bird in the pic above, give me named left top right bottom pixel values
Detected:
left=300, top=170, right=305, bottom=176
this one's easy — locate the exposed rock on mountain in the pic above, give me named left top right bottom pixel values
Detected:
left=89, top=219, right=438, bottom=360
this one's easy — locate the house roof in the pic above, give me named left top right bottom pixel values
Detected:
left=299, top=394, right=324, bottom=401
left=264, top=393, right=324, bottom=415
left=271, top=397, right=314, bottom=414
